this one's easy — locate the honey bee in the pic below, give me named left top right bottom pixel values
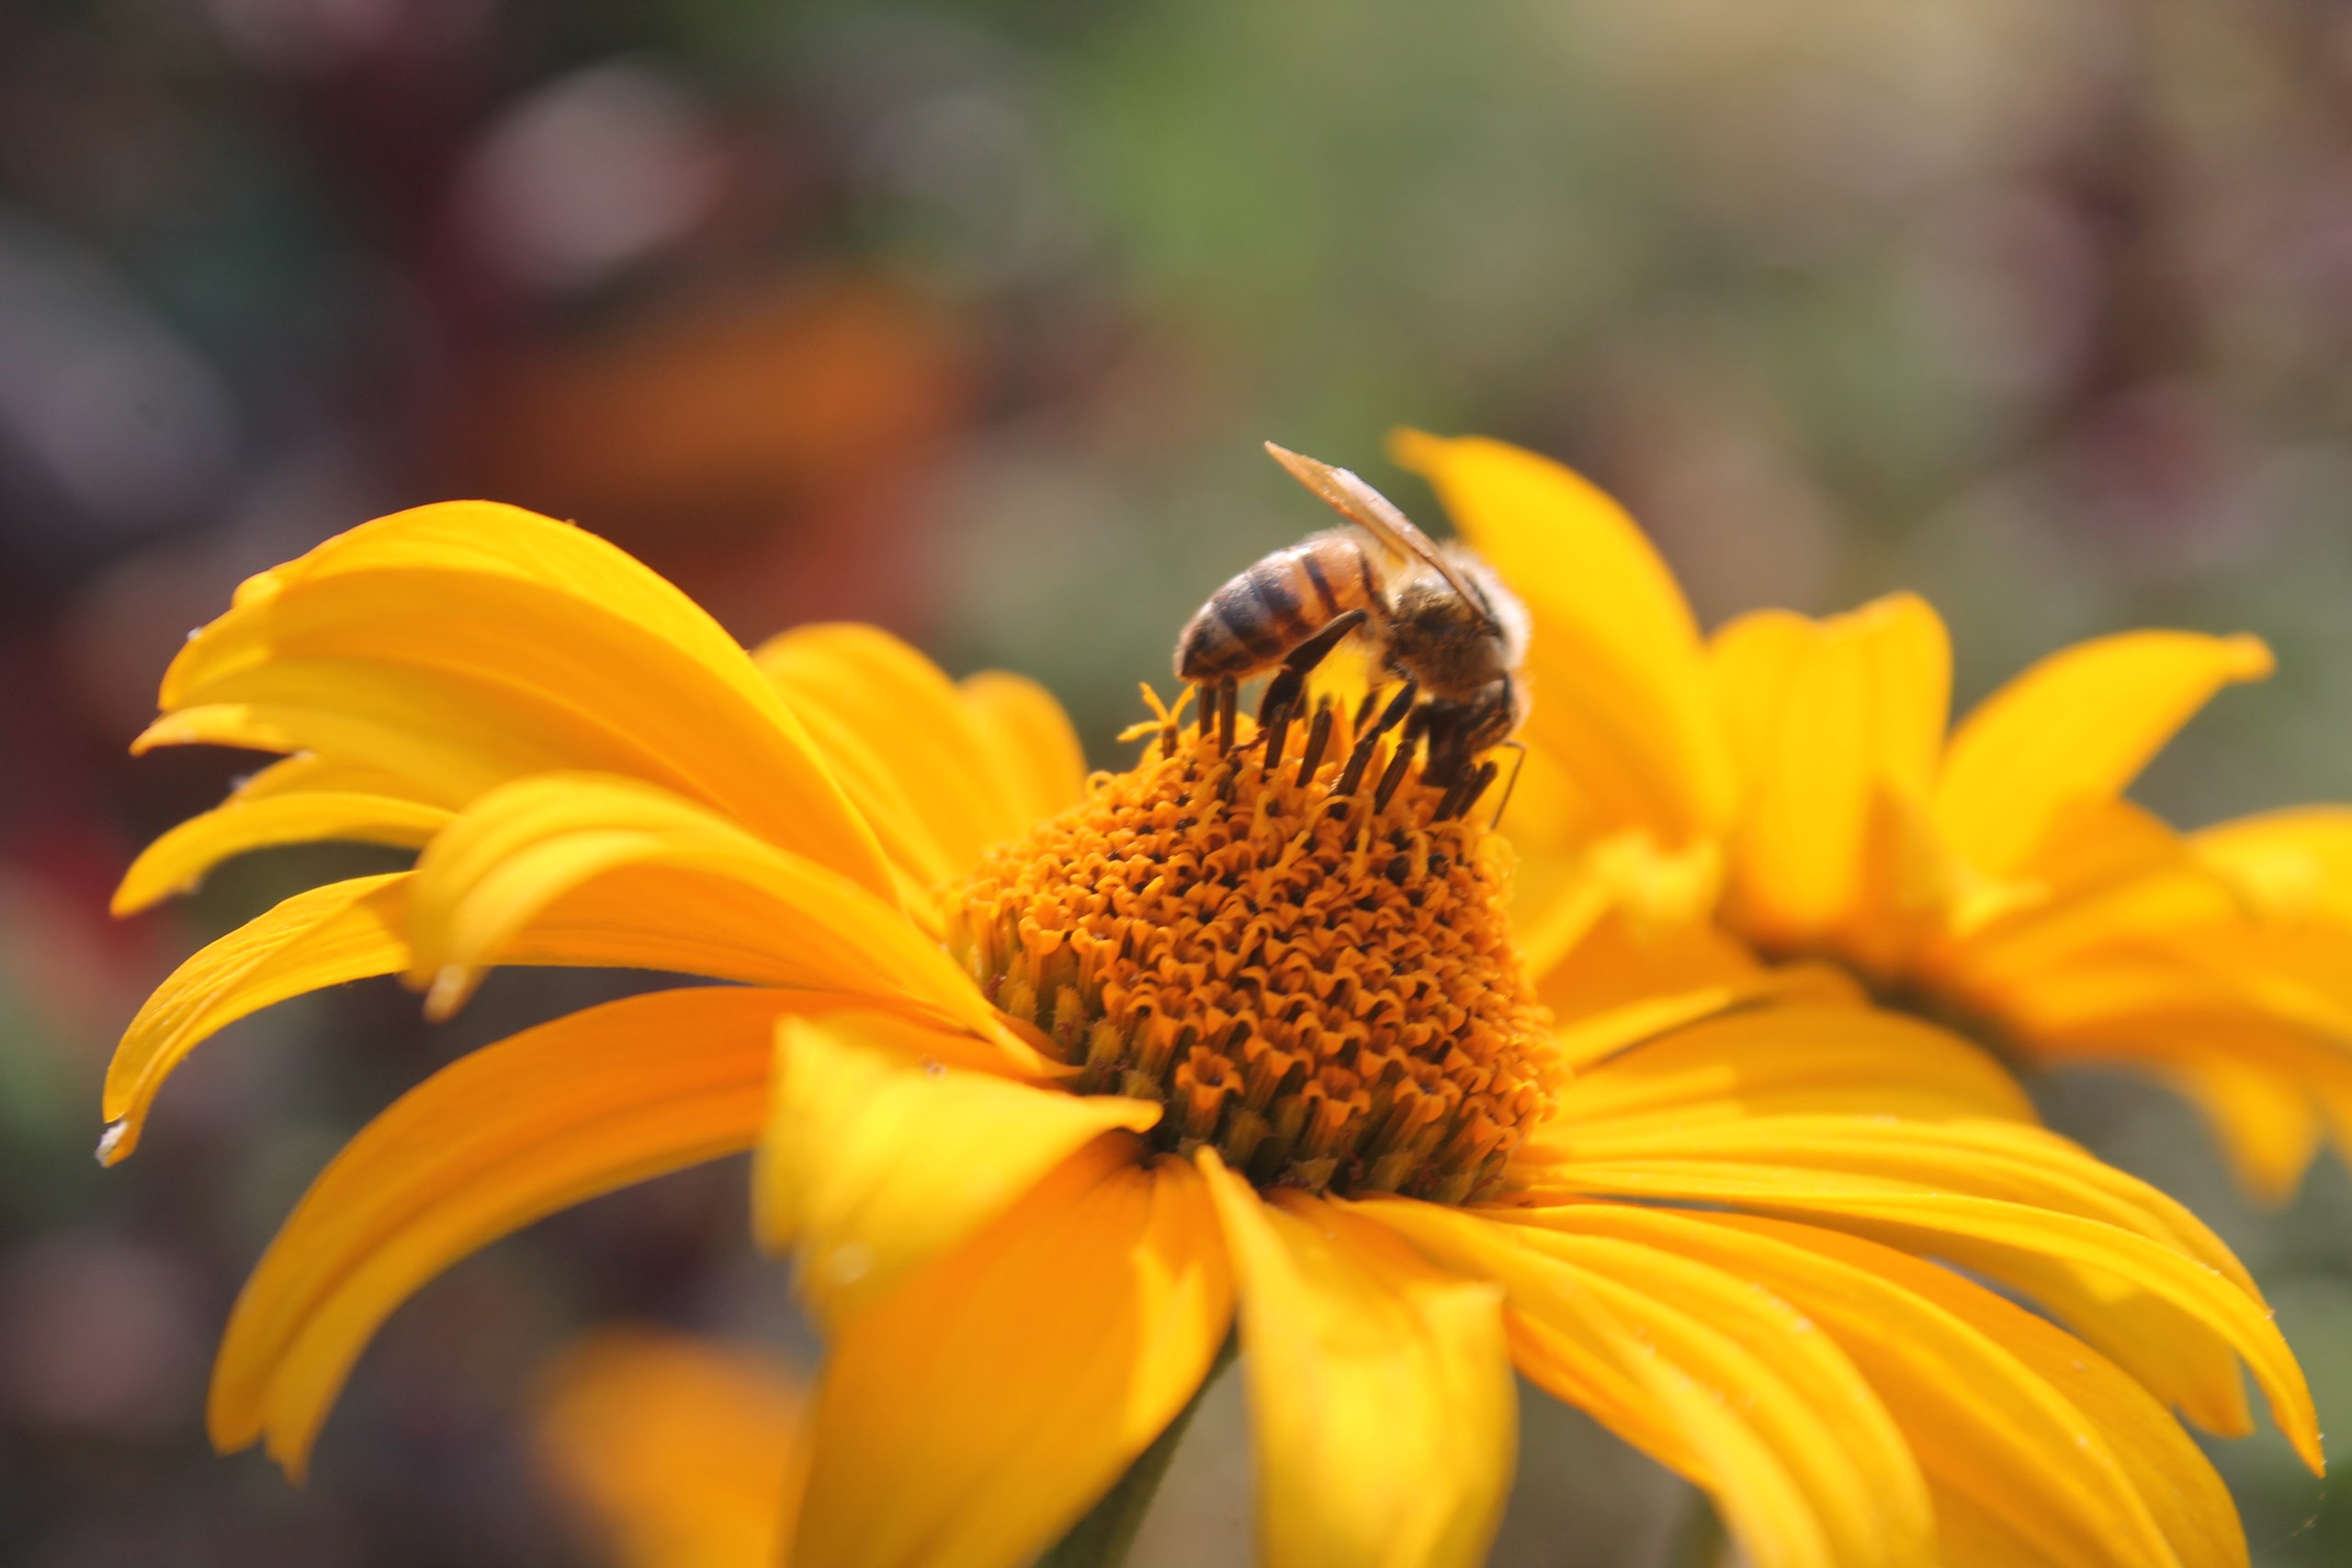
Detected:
left=1176, top=442, right=1531, bottom=792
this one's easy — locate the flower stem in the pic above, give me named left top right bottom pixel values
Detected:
left=1037, top=1336, right=1238, bottom=1568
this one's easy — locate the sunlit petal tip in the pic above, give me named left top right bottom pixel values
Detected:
left=108, top=874, right=191, bottom=919
left=94, top=1119, right=133, bottom=1167
left=422, top=965, right=478, bottom=1021
left=127, top=712, right=208, bottom=756
left=2219, top=632, right=2276, bottom=679
left=757, top=1015, right=1160, bottom=1322
left=1384, top=426, right=1445, bottom=470
left=102, top=873, right=414, bottom=1143
left=1936, top=627, right=2289, bottom=877
left=114, top=784, right=453, bottom=918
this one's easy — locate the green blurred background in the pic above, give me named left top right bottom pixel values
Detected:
left=4, top=0, right=2350, bottom=1562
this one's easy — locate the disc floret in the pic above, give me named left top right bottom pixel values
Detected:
left=948, top=700, right=1557, bottom=1204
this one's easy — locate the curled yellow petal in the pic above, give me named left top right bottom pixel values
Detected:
left=158, top=501, right=898, bottom=902
left=103, top=874, right=414, bottom=1162
left=211, top=986, right=805, bottom=1475
left=403, top=772, right=1030, bottom=1058
left=105, top=859, right=955, bottom=1165
left=791, top=1148, right=1233, bottom=1568
left=757, top=1015, right=1159, bottom=1322
left=1934, top=630, right=2273, bottom=877
left=1202, top=1155, right=1514, bottom=1568
left=113, top=789, right=449, bottom=915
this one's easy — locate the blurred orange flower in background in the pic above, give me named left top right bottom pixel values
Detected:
left=533, top=1326, right=804, bottom=1568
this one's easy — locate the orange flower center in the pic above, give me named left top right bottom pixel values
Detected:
left=946, top=703, right=1558, bottom=1204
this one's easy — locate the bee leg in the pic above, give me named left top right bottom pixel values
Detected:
left=1437, top=758, right=1501, bottom=822
left=1256, top=608, right=1368, bottom=728
left=1334, top=679, right=1418, bottom=795
left=1261, top=694, right=1296, bottom=770
left=1295, top=703, right=1337, bottom=784
left=1373, top=738, right=1419, bottom=810
left=1417, top=705, right=1465, bottom=793
left=1216, top=679, right=1238, bottom=753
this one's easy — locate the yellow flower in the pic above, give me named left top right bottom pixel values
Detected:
left=533, top=1325, right=804, bottom=1568
left=109, top=499, right=2320, bottom=1568
left=1399, top=430, right=2352, bottom=1202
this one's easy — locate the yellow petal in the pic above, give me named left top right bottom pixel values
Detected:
left=2171, top=1057, right=2324, bottom=1205
left=1933, top=631, right=2273, bottom=877
left=1948, top=828, right=2244, bottom=989
left=1511, top=1232, right=1934, bottom=1568
left=532, top=1327, right=804, bottom=1568
left=1536, top=901, right=1853, bottom=1045
left=1520, top=1206, right=2238, bottom=1568
left=1550, top=1115, right=2255, bottom=1294
left=2194, top=807, right=2352, bottom=926
left=106, top=859, right=978, bottom=1168
left=403, top=772, right=1029, bottom=1058
left=134, top=674, right=579, bottom=801
left=1201, top=1155, right=1513, bottom=1568
left=791, top=1147, right=1233, bottom=1568
left=754, top=624, right=1053, bottom=882
left=1529, top=1125, right=2320, bottom=1469
left=1722, top=595, right=1951, bottom=942
left=210, top=986, right=807, bottom=1475
left=103, top=874, right=414, bottom=1162
left=2029, top=1010, right=2348, bottom=1206
left=1390, top=431, right=1732, bottom=844
left=1529, top=1005, right=2032, bottom=1158
left=1546, top=957, right=1864, bottom=1072
left=1709, top=608, right=1816, bottom=795
left=757, top=1015, right=1159, bottom=1323
left=158, top=502, right=897, bottom=902
left=960, top=669, right=1089, bottom=829
left=1369, top=1199, right=1927, bottom=1568
left=113, top=789, right=450, bottom=915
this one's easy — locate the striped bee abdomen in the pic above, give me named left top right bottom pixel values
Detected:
left=1175, top=530, right=1381, bottom=681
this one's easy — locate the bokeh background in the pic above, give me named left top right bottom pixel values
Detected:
left=6, top=0, right=2352, bottom=1563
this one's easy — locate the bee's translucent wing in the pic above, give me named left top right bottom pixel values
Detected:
left=1262, top=441, right=1498, bottom=629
